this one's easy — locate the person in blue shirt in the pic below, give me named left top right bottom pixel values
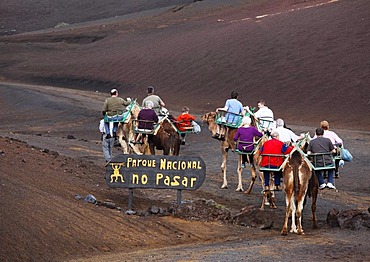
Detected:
left=214, top=91, right=244, bottom=140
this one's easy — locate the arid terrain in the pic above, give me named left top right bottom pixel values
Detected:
left=1, top=0, right=370, bottom=261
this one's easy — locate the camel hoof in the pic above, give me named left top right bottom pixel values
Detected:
left=243, top=189, right=251, bottom=194
left=235, top=188, right=243, bottom=192
left=221, top=185, right=228, bottom=189
left=281, top=230, right=288, bottom=236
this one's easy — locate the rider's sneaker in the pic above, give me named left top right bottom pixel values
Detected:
left=319, top=183, right=327, bottom=190
left=327, top=183, right=336, bottom=189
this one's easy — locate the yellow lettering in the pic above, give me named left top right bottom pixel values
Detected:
left=160, top=159, right=166, bottom=170
left=156, top=173, right=163, bottom=185
left=171, top=176, right=180, bottom=186
left=182, top=176, right=188, bottom=187
left=132, top=173, right=139, bottom=184
left=191, top=177, right=197, bottom=187
left=141, top=174, right=148, bottom=184
left=167, top=161, right=173, bottom=170
left=172, top=161, right=178, bottom=170
left=197, top=161, right=201, bottom=169
left=181, top=161, right=186, bottom=169
left=127, top=158, right=132, bottom=167
left=164, top=175, right=170, bottom=186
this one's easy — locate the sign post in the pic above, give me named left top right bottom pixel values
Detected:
left=105, top=154, right=206, bottom=213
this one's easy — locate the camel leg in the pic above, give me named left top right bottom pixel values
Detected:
left=290, top=198, right=298, bottom=234
left=244, top=164, right=257, bottom=194
left=297, top=198, right=305, bottom=235
left=281, top=195, right=291, bottom=235
left=118, top=135, right=129, bottom=154
left=311, top=175, right=319, bottom=229
left=220, top=147, right=228, bottom=189
left=270, top=190, right=277, bottom=209
left=261, top=189, right=273, bottom=210
left=236, top=155, right=244, bottom=192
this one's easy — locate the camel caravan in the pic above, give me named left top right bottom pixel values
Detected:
left=102, top=88, right=349, bottom=235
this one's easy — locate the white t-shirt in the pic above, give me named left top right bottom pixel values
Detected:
left=99, top=119, right=105, bottom=133
left=255, top=106, right=274, bottom=129
left=275, top=126, right=300, bottom=143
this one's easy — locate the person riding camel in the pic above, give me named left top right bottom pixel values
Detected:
left=214, top=90, right=244, bottom=140
left=254, top=99, right=274, bottom=133
left=234, top=116, right=263, bottom=168
left=142, top=86, right=166, bottom=115
left=176, top=106, right=196, bottom=145
left=133, top=100, right=158, bottom=144
left=102, top=89, right=131, bottom=138
left=260, top=130, right=293, bottom=191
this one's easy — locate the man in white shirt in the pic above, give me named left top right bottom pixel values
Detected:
left=254, top=99, right=274, bottom=131
left=274, top=118, right=303, bottom=144
left=99, top=119, right=115, bottom=164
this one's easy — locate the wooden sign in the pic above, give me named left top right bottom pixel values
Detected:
left=105, top=154, right=206, bottom=190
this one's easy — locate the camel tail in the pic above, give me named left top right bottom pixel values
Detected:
left=291, top=151, right=302, bottom=195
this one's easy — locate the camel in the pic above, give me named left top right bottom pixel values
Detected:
left=115, top=100, right=142, bottom=154
left=297, top=133, right=319, bottom=229
left=148, top=116, right=181, bottom=155
left=281, top=148, right=313, bottom=235
left=202, top=111, right=264, bottom=193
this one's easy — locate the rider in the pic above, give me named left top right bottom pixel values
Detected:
left=320, top=120, right=343, bottom=178
left=254, top=99, right=274, bottom=133
left=176, top=106, right=196, bottom=145
left=214, top=91, right=244, bottom=140
left=274, top=118, right=304, bottom=145
left=102, top=89, right=131, bottom=138
left=307, top=127, right=336, bottom=190
left=233, top=116, right=263, bottom=168
left=142, top=86, right=166, bottom=115
left=134, top=100, right=159, bottom=144
left=260, top=130, right=293, bottom=191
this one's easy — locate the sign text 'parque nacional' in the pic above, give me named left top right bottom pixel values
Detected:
left=105, top=154, right=206, bottom=190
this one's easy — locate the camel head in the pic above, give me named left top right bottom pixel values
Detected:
left=201, top=112, right=216, bottom=125
left=201, top=112, right=217, bottom=135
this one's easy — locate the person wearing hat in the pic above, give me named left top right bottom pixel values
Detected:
left=102, top=89, right=131, bottom=138
left=260, top=130, right=293, bottom=191
left=274, top=118, right=303, bottom=144
left=233, top=116, right=263, bottom=167
left=142, top=86, right=166, bottom=115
